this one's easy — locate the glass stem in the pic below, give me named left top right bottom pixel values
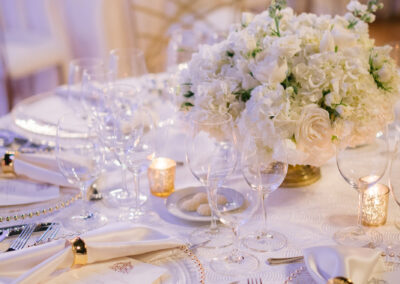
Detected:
left=230, top=224, right=243, bottom=263
left=357, top=187, right=364, bottom=228
left=260, top=190, right=269, bottom=234
left=208, top=183, right=218, bottom=233
left=133, top=170, right=141, bottom=209
left=121, top=164, right=128, bottom=194
left=80, top=183, right=88, bottom=214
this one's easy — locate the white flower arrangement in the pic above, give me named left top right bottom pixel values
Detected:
left=177, top=0, right=400, bottom=166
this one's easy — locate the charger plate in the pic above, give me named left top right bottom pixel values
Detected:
left=0, top=187, right=80, bottom=223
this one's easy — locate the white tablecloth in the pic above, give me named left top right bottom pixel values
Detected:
left=1, top=97, right=400, bottom=284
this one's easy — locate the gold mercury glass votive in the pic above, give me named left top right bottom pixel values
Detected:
left=147, top=157, right=176, bottom=197
left=361, top=183, right=389, bottom=227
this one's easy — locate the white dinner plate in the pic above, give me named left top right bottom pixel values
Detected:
left=165, top=186, right=244, bottom=222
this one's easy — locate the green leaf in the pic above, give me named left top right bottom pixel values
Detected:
left=281, top=73, right=300, bottom=95
left=181, top=102, right=194, bottom=108
left=347, top=20, right=358, bottom=29
left=335, top=46, right=338, bottom=53
left=322, top=89, right=331, bottom=96
left=226, top=50, right=235, bottom=58
left=233, top=88, right=253, bottom=103
left=183, top=91, right=194, bottom=98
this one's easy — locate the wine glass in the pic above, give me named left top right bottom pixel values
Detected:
left=166, top=27, right=221, bottom=71
left=81, top=67, right=110, bottom=116
left=334, top=128, right=388, bottom=246
left=185, top=110, right=236, bottom=248
left=67, top=58, right=104, bottom=110
left=106, top=84, right=155, bottom=220
left=241, top=134, right=288, bottom=252
left=109, top=48, right=148, bottom=81
left=56, top=112, right=108, bottom=230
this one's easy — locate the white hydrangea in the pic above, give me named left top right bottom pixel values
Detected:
left=177, top=0, right=400, bottom=166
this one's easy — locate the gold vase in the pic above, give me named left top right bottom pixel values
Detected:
left=282, top=165, right=321, bottom=187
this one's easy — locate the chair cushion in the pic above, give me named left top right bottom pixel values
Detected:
left=4, top=32, right=66, bottom=79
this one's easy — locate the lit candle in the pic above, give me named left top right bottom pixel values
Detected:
left=147, top=157, right=176, bottom=197
left=362, top=183, right=389, bottom=226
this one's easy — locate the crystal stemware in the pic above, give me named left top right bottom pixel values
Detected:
left=105, top=84, right=155, bottom=220
left=56, top=112, right=108, bottom=230
left=334, top=128, right=388, bottom=246
left=185, top=110, right=236, bottom=248
left=67, top=58, right=104, bottom=110
left=241, top=134, right=288, bottom=252
left=109, top=48, right=148, bottom=81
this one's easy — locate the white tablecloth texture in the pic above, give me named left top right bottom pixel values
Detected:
left=1, top=96, right=400, bottom=284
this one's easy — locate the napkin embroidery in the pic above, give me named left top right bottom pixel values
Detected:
left=110, top=261, right=134, bottom=274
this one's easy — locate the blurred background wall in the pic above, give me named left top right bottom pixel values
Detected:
left=1, top=0, right=400, bottom=115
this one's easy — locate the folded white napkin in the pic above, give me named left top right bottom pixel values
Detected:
left=0, top=223, right=183, bottom=284
left=1, top=152, right=74, bottom=188
left=304, top=245, right=384, bottom=284
left=47, top=257, right=168, bottom=284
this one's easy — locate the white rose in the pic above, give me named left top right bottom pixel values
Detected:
left=295, top=105, right=335, bottom=166
left=271, top=35, right=302, bottom=57
left=250, top=56, right=288, bottom=85
left=320, top=30, right=335, bottom=53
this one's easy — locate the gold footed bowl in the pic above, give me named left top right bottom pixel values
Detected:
left=282, top=165, right=321, bottom=188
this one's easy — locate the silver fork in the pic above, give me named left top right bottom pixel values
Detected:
left=6, top=224, right=36, bottom=252
left=247, top=278, right=263, bottom=284
left=33, top=223, right=60, bottom=246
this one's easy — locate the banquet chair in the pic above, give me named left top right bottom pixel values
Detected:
left=127, top=0, right=247, bottom=72
left=0, top=0, right=70, bottom=111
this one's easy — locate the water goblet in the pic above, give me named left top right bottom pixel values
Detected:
left=56, top=112, right=108, bottom=230
left=185, top=110, right=236, bottom=248
left=67, top=58, right=104, bottom=110
left=105, top=84, right=155, bottom=220
left=241, top=134, right=288, bottom=252
left=109, top=48, right=148, bottom=81
left=334, top=128, right=388, bottom=246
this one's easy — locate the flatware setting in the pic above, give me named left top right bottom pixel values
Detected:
left=6, top=223, right=36, bottom=252
left=0, top=222, right=60, bottom=252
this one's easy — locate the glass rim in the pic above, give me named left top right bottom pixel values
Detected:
left=69, top=57, right=104, bottom=67
left=109, top=47, right=145, bottom=57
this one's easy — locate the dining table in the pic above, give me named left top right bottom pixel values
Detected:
left=1, top=73, right=400, bottom=284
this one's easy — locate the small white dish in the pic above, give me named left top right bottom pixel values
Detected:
left=165, top=186, right=244, bottom=222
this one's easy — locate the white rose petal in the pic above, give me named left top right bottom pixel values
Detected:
left=320, top=30, right=335, bottom=53
left=250, top=57, right=288, bottom=85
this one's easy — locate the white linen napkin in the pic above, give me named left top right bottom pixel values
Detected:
left=46, top=257, right=168, bottom=284
left=1, top=152, right=74, bottom=188
left=304, top=245, right=384, bottom=284
left=0, top=223, right=183, bottom=284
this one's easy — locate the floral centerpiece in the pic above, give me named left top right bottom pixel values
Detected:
left=176, top=0, right=400, bottom=168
